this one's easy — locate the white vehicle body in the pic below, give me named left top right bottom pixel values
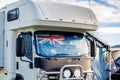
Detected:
left=111, top=48, right=120, bottom=60
left=0, top=0, right=109, bottom=80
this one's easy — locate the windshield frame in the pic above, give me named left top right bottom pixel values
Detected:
left=34, top=31, right=87, bottom=58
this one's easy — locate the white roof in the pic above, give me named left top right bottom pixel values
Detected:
left=111, top=48, right=120, bottom=52
left=35, top=1, right=98, bottom=24
left=6, top=0, right=98, bottom=32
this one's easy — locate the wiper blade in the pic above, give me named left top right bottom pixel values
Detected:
left=79, top=54, right=88, bottom=57
left=55, top=54, right=69, bottom=56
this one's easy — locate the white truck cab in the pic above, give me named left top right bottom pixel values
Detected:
left=0, top=0, right=110, bottom=80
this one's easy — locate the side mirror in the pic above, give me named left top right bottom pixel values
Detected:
left=16, top=37, right=25, bottom=57
left=90, top=40, right=97, bottom=57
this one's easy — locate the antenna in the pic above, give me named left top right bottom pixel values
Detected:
left=87, top=0, right=94, bottom=8
left=88, top=0, right=91, bottom=8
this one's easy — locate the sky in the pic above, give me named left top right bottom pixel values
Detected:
left=0, top=0, right=120, bottom=46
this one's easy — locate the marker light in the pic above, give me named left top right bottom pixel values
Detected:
left=63, top=69, right=72, bottom=78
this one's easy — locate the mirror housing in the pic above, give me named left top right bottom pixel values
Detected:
left=90, top=40, right=97, bottom=57
left=16, top=37, right=25, bottom=57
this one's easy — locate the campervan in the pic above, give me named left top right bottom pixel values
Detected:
left=0, top=0, right=110, bottom=80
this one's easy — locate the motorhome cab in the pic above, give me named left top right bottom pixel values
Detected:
left=0, top=0, right=109, bottom=80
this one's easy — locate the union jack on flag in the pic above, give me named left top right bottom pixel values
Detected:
left=37, top=35, right=65, bottom=45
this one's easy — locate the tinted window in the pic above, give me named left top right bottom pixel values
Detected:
left=7, top=8, right=19, bottom=21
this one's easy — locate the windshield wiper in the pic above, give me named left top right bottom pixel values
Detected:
left=55, top=54, right=69, bottom=56
left=79, top=54, right=88, bottom=57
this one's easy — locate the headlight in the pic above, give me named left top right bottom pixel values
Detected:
left=63, top=68, right=72, bottom=78
left=74, top=69, right=81, bottom=77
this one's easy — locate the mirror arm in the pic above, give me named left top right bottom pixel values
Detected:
left=20, top=57, right=33, bottom=69
left=86, top=32, right=110, bottom=51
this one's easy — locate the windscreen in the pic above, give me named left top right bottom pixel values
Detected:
left=35, top=31, right=88, bottom=57
left=115, top=57, right=120, bottom=67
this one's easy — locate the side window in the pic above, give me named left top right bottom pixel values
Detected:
left=7, top=8, right=19, bottom=21
left=21, top=32, right=32, bottom=60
